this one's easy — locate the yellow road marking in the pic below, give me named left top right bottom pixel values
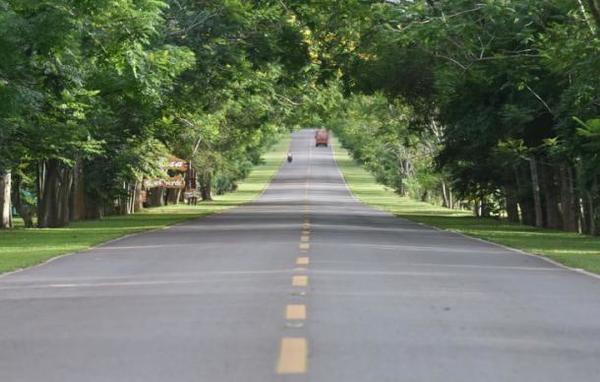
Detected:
left=299, top=243, right=310, bottom=250
left=286, top=304, right=306, bottom=320
left=302, top=229, right=311, bottom=235
left=296, top=257, right=310, bottom=265
left=303, top=222, right=310, bottom=229
left=301, top=235, right=310, bottom=242
left=292, top=275, right=308, bottom=287
left=277, top=337, right=307, bottom=374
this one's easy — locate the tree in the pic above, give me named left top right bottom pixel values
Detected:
left=0, top=2, right=37, bottom=228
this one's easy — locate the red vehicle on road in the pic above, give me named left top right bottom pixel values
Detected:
left=315, top=129, right=329, bottom=147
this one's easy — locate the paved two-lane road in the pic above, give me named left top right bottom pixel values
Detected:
left=1, top=130, right=600, bottom=381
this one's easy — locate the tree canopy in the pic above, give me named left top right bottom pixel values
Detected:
left=1, top=0, right=599, bottom=234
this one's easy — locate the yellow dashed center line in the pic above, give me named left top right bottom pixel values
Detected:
left=292, top=275, right=309, bottom=287
left=296, top=257, right=310, bottom=265
left=276, top=138, right=313, bottom=376
left=277, top=337, right=308, bottom=374
left=286, top=304, right=307, bottom=320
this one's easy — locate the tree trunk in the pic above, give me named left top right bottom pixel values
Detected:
left=148, top=187, right=165, bottom=207
left=473, top=197, right=491, bottom=217
left=590, top=196, right=597, bottom=235
left=587, top=190, right=598, bottom=236
left=587, top=0, right=600, bottom=29
left=441, top=181, right=450, bottom=208
left=38, top=159, right=74, bottom=228
left=0, top=170, right=12, bottom=229
left=85, top=198, right=104, bottom=220
left=480, top=197, right=491, bottom=218
left=134, top=182, right=144, bottom=212
left=590, top=178, right=599, bottom=235
left=166, top=188, right=181, bottom=205
left=520, top=199, right=536, bottom=226
left=119, top=182, right=133, bottom=215
left=515, top=165, right=534, bottom=225
left=559, top=163, right=579, bottom=232
left=582, top=193, right=594, bottom=235
left=528, top=157, right=544, bottom=228
left=11, top=173, right=34, bottom=228
left=128, top=184, right=135, bottom=214
left=578, top=197, right=586, bottom=234
left=540, top=163, right=562, bottom=229
left=70, top=158, right=86, bottom=221
left=505, top=186, right=520, bottom=223
left=200, top=173, right=213, bottom=201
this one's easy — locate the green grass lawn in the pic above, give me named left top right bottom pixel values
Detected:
left=0, top=136, right=291, bottom=274
left=333, top=138, right=600, bottom=275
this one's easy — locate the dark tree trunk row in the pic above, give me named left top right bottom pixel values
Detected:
left=3, top=154, right=205, bottom=229
left=37, top=159, right=74, bottom=228
left=503, top=159, right=595, bottom=234
left=122, top=181, right=146, bottom=214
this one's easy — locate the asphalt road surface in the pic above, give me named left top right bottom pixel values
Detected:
left=1, top=130, right=600, bottom=382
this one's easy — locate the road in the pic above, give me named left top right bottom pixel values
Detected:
left=1, top=130, right=600, bottom=381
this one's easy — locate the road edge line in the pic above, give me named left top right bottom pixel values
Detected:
left=422, top=223, right=600, bottom=281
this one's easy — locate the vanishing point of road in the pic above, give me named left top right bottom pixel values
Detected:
left=1, top=130, right=600, bottom=381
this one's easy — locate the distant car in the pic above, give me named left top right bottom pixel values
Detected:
left=315, top=129, right=329, bottom=147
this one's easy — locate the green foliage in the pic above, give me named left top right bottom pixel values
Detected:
left=2, top=0, right=599, bottom=236
left=311, top=0, right=600, bottom=226
left=1, top=0, right=310, bottom=224
left=300, top=83, right=440, bottom=200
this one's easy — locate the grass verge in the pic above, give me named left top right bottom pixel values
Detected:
left=0, top=136, right=291, bottom=274
left=333, top=138, right=600, bottom=275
